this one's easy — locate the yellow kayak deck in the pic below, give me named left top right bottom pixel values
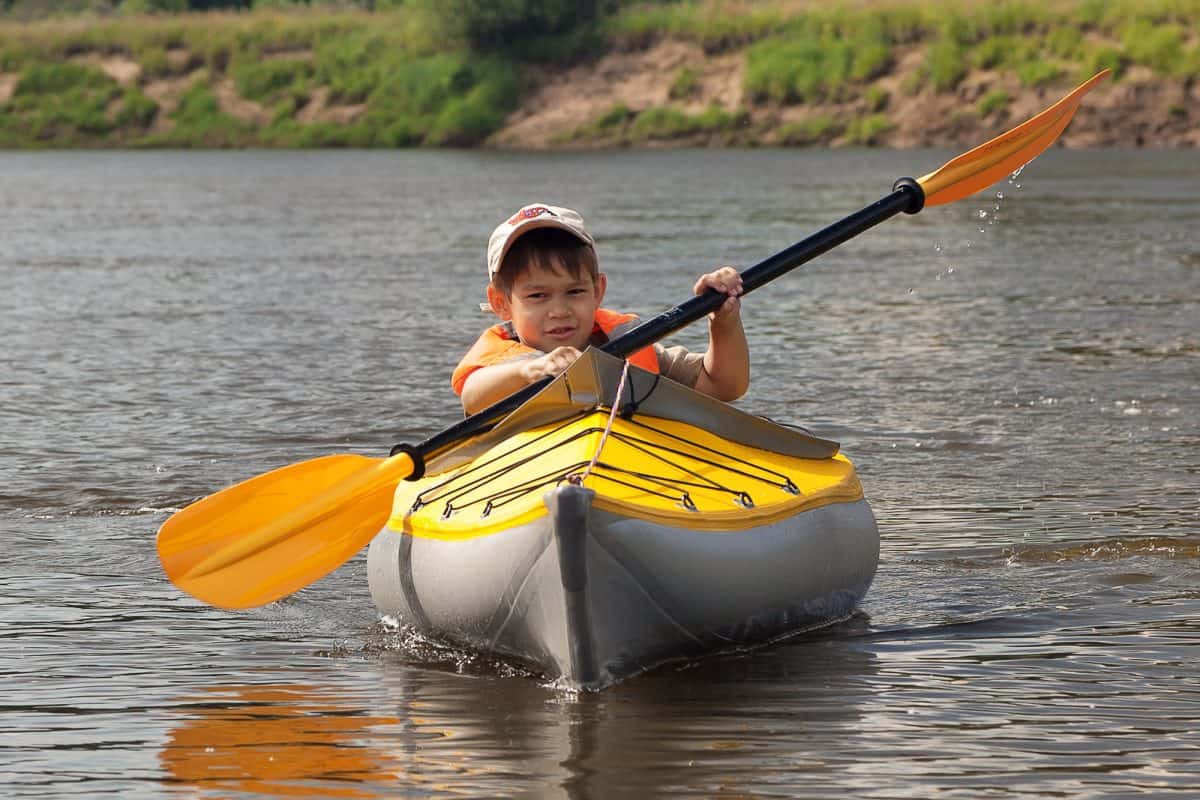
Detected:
left=388, top=409, right=863, bottom=540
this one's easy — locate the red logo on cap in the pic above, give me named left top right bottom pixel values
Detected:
left=508, top=206, right=556, bottom=225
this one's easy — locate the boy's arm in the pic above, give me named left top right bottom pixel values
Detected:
left=460, top=347, right=582, bottom=415
left=692, top=266, right=750, bottom=402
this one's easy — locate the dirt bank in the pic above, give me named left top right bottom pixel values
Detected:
left=487, top=40, right=1200, bottom=149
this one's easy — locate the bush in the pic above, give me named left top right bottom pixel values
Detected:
left=1016, top=59, right=1061, bottom=86
left=1123, top=21, right=1185, bottom=75
left=408, top=0, right=603, bottom=56
left=925, top=38, right=967, bottom=91
left=777, top=115, right=840, bottom=146
left=159, top=80, right=253, bottom=146
left=232, top=56, right=313, bottom=102
left=844, top=113, right=893, bottom=145
left=978, top=88, right=1010, bottom=116
left=864, top=86, right=889, bottom=112
left=14, top=62, right=114, bottom=96
left=669, top=66, right=699, bottom=100
left=744, top=15, right=892, bottom=106
left=114, top=87, right=159, bottom=128
left=746, top=38, right=850, bottom=104
left=1079, top=46, right=1128, bottom=81
left=626, top=104, right=745, bottom=142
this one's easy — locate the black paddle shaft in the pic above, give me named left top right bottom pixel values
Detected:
left=393, top=178, right=925, bottom=479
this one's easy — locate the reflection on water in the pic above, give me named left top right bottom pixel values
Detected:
left=161, top=633, right=880, bottom=799
left=2, top=149, right=1198, bottom=798
left=162, top=685, right=404, bottom=798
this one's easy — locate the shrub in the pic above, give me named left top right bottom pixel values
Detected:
left=625, top=104, right=745, bottom=142
left=232, top=56, right=313, bottom=103
left=114, top=87, right=159, bottom=129
left=669, top=66, right=700, bottom=100
left=14, top=62, right=114, bottom=96
left=1080, top=46, right=1128, bottom=81
left=844, top=113, right=893, bottom=145
left=864, top=86, right=889, bottom=112
left=408, top=0, right=603, bottom=56
left=160, top=80, right=253, bottom=146
left=978, top=88, right=1010, bottom=116
left=926, top=38, right=967, bottom=91
left=1123, top=21, right=1185, bottom=75
left=745, top=38, right=851, bottom=104
left=777, top=115, right=840, bottom=145
left=1016, top=59, right=1061, bottom=86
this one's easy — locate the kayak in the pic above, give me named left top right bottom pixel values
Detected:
left=367, top=349, right=878, bottom=690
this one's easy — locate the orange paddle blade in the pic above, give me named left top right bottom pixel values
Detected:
left=919, top=70, right=1109, bottom=207
left=157, top=452, right=415, bottom=609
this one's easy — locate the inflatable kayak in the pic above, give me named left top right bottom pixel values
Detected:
left=367, top=349, right=878, bottom=689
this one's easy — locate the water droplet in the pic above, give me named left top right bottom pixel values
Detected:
left=934, top=241, right=942, bottom=252
left=907, top=288, right=915, bottom=294
left=996, top=191, right=1004, bottom=200
left=965, top=240, right=973, bottom=248
left=947, top=267, right=955, bottom=274
left=977, top=209, right=988, bottom=219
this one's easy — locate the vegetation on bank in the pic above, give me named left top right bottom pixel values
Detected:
left=0, top=0, right=1197, bottom=148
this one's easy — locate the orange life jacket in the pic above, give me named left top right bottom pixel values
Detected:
left=451, top=308, right=659, bottom=396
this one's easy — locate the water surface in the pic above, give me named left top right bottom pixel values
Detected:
left=2, top=148, right=1198, bottom=798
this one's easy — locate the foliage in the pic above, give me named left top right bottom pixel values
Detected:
left=742, top=11, right=894, bottom=104
left=924, top=37, right=967, bottom=92
left=568, top=102, right=746, bottom=144
left=977, top=88, right=1010, bottom=116
left=405, top=0, right=605, bottom=56
left=231, top=55, right=312, bottom=102
left=1122, top=20, right=1186, bottom=75
left=0, top=62, right=120, bottom=145
left=776, top=115, right=840, bottom=146
left=668, top=66, right=699, bottom=100
left=863, top=86, right=888, bottom=113
left=843, top=113, right=893, bottom=145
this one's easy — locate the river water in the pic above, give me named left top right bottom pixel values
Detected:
left=2, top=147, right=1198, bottom=798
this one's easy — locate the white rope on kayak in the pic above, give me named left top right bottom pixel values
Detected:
left=575, top=358, right=630, bottom=485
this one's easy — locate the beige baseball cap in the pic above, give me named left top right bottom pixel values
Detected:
left=486, top=203, right=595, bottom=281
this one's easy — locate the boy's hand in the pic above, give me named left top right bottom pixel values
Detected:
left=521, top=346, right=583, bottom=382
left=694, top=265, right=743, bottom=323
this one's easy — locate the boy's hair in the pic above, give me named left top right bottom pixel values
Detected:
left=492, top=228, right=600, bottom=297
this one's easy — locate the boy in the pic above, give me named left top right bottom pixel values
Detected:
left=453, top=203, right=749, bottom=415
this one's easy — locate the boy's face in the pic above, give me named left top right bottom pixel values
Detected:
left=487, top=260, right=607, bottom=353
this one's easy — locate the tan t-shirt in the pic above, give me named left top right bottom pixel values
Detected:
left=654, top=343, right=705, bottom=387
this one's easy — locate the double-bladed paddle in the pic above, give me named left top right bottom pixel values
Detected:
left=158, top=70, right=1109, bottom=609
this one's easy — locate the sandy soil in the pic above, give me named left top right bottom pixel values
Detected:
left=489, top=40, right=745, bottom=147
left=487, top=40, right=1199, bottom=149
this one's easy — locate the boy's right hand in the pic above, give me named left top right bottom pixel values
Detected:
left=521, top=346, right=583, bottom=382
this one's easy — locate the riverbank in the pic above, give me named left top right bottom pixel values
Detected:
left=1, top=1, right=1196, bottom=149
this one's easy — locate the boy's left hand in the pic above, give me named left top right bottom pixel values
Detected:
left=694, top=266, right=743, bottom=322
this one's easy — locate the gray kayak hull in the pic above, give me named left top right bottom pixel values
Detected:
left=367, top=484, right=878, bottom=690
